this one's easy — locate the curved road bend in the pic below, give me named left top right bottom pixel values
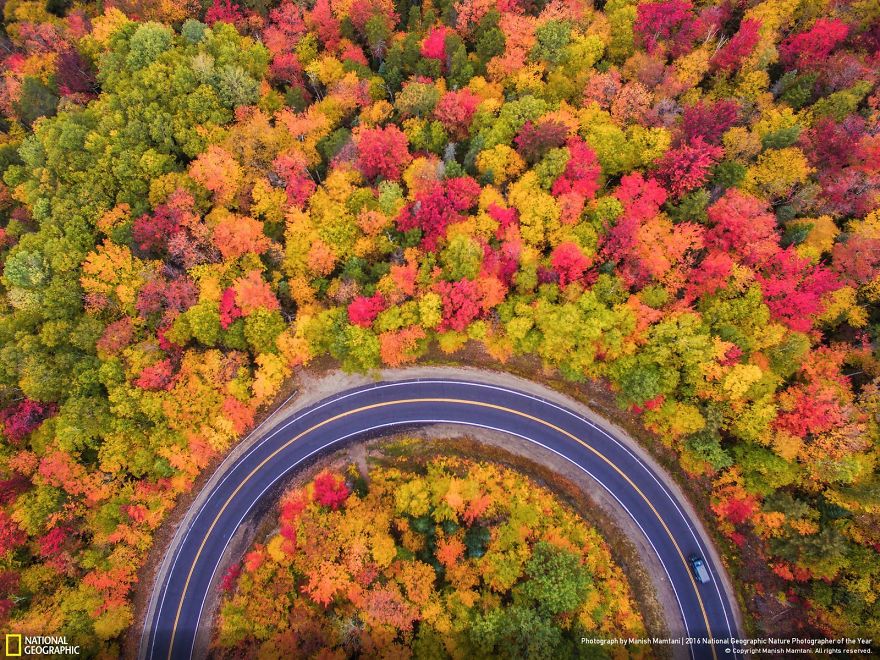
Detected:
left=142, top=379, right=740, bottom=660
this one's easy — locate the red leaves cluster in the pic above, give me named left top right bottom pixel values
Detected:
left=97, top=317, right=134, bottom=356
left=487, top=203, right=519, bottom=241
left=0, top=400, right=57, bottom=444
left=653, top=137, right=723, bottom=197
left=274, top=153, right=316, bottom=208
left=714, top=495, right=759, bottom=526
left=348, top=0, right=397, bottom=40
left=134, top=359, right=177, bottom=391
left=421, top=26, right=449, bottom=61
left=634, top=0, right=699, bottom=57
left=704, top=189, right=779, bottom=267
left=307, top=0, right=341, bottom=49
left=38, top=525, right=69, bottom=558
left=703, top=190, right=840, bottom=331
left=434, top=89, right=480, bottom=141
left=435, top=278, right=482, bottom=331
left=233, top=270, right=280, bottom=315
left=514, top=120, right=569, bottom=164
left=0, top=476, right=29, bottom=507
left=602, top=174, right=669, bottom=280
left=833, top=236, right=880, bottom=286
left=614, top=172, right=668, bottom=223
left=222, top=396, right=255, bottom=435
left=0, top=511, right=26, bottom=556
left=263, top=1, right=307, bottom=56
left=710, top=19, right=760, bottom=72
left=355, top=125, right=412, bottom=182
left=0, top=570, right=20, bottom=621
left=550, top=138, right=601, bottom=200
left=312, top=471, right=350, bottom=510
left=204, top=0, right=245, bottom=28
left=396, top=176, right=481, bottom=251
left=551, top=242, right=591, bottom=287
left=801, top=117, right=880, bottom=218
left=56, top=49, right=95, bottom=98
left=680, top=99, right=739, bottom=145
left=683, top=250, right=733, bottom=302
left=779, top=18, right=849, bottom=71
left=775, top=381, right=846, bottom=438
left=756, top=249, right=839, bottom=333
left=132, top=204, right=183, bottom=254
left=348, top=293, right=386, bottom=327
left=219, top=287, right=243, bottom=329
left=270, top=52, right=306, bottom=87
left=219, top=563, right=241, bottom=593
left=802, top=117, right=865, bottom=172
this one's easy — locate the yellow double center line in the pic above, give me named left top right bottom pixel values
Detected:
left=166, top=398, right=717, bottom=660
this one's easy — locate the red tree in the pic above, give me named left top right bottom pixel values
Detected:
left=132, top=205, right=183, bottom=254
left=551, top=242, right=592, bottom=286
left=312, top=471, right=350, bottom=509
left=204, top=0, right=245, bottom=27
left=683, top=250, right=734, bottom=302
left=680, top=99, right=739, bottom=145
left=1, top=400, right=57, bottom=444
left=704, top=189, right=779, bottom=267
left=434, top=89, right=480, bottom=141
left=421, top=26, right=449, bottom=61
left=356, top=125, right=412, bottom=182
left=832, top=237, right=880, bottom=287
left=756, top=249, right=840, bottom=333
left=219, top=287, right=243, bottom=329
left=348, top=293, right=386, bottom=327
left=56, top=49, right=95, bottom=97
left=263, top=1, right=307, bottom=56
left=38, top=526, right=69, bottom=558
left=634, top=0, right=699, bottom=57
left=710, top=19, right=761, bottom=72
left=435, top=279, right=482, bottom=331
left=779, top=18, right=849, bottom=71
left=273, top=153, right=316, bottom=208
left=551, top=138, right=601, bottom=199
left=96, top=318, right=134, bottom=356
left=0, top=512, right=26, bottom=555
left=614, top=173, right=668, bottom=222
left=653, top=137, right=723, bottom=197
left=396, top=177, right=481, bottom=251
left=220, top=564, right=241, bottom=592
left=514, top=120, right=569, bottom=164
left=306, top=0, right=342, bottom=49
left=134, top=359, right=177, bottom=391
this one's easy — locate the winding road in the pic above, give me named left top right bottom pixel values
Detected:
left=141, top=379, right=740, bottom=659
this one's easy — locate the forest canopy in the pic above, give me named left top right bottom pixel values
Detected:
left=0, top=0, right=879, bottom=651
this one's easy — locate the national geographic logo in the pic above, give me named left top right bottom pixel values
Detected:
left=4, top=635, right=80, bottom=655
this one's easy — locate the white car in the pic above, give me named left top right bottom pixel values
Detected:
left=689, top=554, right=711, bottom=584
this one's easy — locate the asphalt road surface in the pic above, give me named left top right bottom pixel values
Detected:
left=142, top=379, right=739, bottom=659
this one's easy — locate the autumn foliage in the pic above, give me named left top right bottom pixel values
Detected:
left=1, top=0, right=880, bottom=648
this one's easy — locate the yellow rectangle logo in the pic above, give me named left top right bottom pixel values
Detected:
left=5, top=634, right=22, bottom=656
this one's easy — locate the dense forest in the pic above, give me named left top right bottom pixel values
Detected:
left=0, top=0, right=878, bottom=651
left=213, top=456, right=646, bottom=656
